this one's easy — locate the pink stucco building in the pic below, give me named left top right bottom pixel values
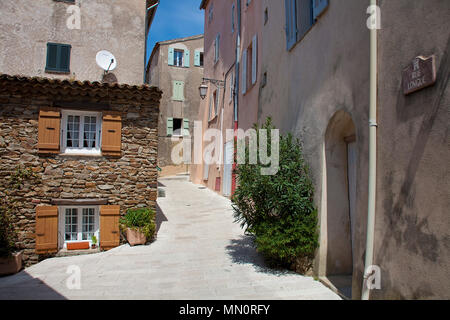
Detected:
left=192, top=0, right=262, bottom=197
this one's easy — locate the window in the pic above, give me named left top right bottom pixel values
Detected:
left=231, top=4, right=235, bottom=33
left=173, top=118, right=183, bottom=136
left=214, top=34, right=220, bottom=63
left=172, top=81, right=185, bottom=101
left=285, top=0, right=329, bottom=50
left=174, top=49, right=184, bottom=67
left=194, top=50, right=204, bottom=67
left=264, top=8, right=269, bottom=25
left=46, top=43, right=71, bottom=73
left=208, top=88, right=219, bottom=121
left=59, top=206, right=99, bottom=248
left=242, top=35, right=258, bottom=93
left=208, top=5, right=213, bottom=23
left=61, top=110, right=102, bottom=155
left=167, top=118, right=189, bottom=136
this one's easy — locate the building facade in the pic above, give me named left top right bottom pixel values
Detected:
left=147, top=35, right=204, bottom=177
left=0, top=0, right=161, bottom=266
left=193, top=0, right=262, bottom=197
left=258, top=0, right=449, bottom=300
left=0, top=0, right=156, bottom=84
left=0, top=75, right=161, bottom=266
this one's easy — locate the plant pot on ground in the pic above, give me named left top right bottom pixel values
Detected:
left=0, top=200, right=23, bottom=276
left=120, top=208, right=156, bottom=247
left=0, top=251, right=23, bottom=276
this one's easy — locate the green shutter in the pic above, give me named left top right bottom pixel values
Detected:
left=46, top=44, right=58, bottom=70
left=242, top=49, right=247, bottom=94
left=172, top=81, right=184, bottom=101
left=46, top=43, right=71, bottom=72
left=167, top=117, right=173, bottom=136
left=59, top=45, right=71, bottom=72
left=194, top=50, right=201, bottom=66
left=183, top=119, right=190, bottom=136
left=168, top=48, right=174, bottom=66
left=184, top=50, right=190, bottom=67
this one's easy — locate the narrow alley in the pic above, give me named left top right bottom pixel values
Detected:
left=0, top=176, right=340, bottom=300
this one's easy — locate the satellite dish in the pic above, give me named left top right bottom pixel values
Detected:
left=96, top=50, right=117, bottom=72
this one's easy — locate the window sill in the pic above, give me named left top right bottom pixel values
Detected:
left=45, top=69, right=70, bottom=75
left=59, top=152, right=103, bottom=158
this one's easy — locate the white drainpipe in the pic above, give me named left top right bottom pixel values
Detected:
left=362, top=0, right=378, bottom=300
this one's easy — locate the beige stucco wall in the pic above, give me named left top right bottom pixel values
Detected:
left=0, top=0, right=146, bottom=84
left=148, top=36, right=204, bottom=175
left=371, top=0, right=450, bottom=300
left=260, top=0, right=449, bottom=299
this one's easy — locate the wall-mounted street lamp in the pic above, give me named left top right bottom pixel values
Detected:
left=199, top=78, right=225, bottom=100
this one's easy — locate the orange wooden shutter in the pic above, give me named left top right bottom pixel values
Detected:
left=38, top=108, right=61, bottom=153
left=101, top=112, right=122, bottom=157
left=100, top=205, right=120, bottom=250
left=35, top=206, right=58, bottom=254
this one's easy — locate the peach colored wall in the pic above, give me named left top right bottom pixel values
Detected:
left=192, top=0, right=262, bottom=198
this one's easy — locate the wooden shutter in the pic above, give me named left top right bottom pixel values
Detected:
left=168, top=47, right=174, bottom=66
left=252, top=35, right=258, bottom=85
left=183, top=119, right=190, bottom=136
left=194, top=50, right=201, bottom=66
left=242, top=49, right=247, bottom=94
left=101, top=111, right=122, bottom=157
left=167, top=117, right=174, bottom=136
left=172, top=81, right=185, bottom=101
left=313, top=0, right=329, bottom=20
left=297, top=0, right=314, bottom=41
left=285, top=0, right=297, bottom=50
left=46, top=43, right=71, bottom=72
left=46, top=44, right=58, bottom=71
left=38, top=107, right=61, bottom=154
left=35, top=206, right=58, bottom=254
left=100, top=205, right=120, bottom=250
left=184, top=50, right=190, bottom=68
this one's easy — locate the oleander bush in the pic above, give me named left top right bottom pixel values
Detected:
left=231, top=118, right=319, bottom=272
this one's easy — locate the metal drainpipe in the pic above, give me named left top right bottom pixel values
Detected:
left=231, top=0, right=242, bottom=196
left=362, top=0, right=378, bottom=301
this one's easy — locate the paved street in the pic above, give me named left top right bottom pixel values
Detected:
left=0, top=176, right=340, bottom=300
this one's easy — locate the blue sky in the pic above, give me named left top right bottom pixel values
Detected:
left=146, top=1, right=204, bottom=64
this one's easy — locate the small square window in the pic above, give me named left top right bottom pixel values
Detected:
left=46, top=43, right=71, bottom=73
left=61, top=110, right=102, bottom=155
left=173, top=118, right=183, bottom=136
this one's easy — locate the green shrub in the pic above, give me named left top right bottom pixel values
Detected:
left=231, top=118, right=319, bottom=271
left=120, top=207, right=156, bottom=240
left=0, top=203, right=18, bottom=258
left=0, top=166, right=38, bottom=258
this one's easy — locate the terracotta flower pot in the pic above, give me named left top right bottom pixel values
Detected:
left=0, top=251, right=23, bottom=276
left=126, top=228, right=147, bottom=246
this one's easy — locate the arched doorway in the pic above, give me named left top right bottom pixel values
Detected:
left=323, top=110, right=357, bottom=298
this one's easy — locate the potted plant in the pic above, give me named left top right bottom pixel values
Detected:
left=0, top=203, right=22, bottom=276
left=91, top=235, right=98, bottom=249
left=120, top=208, right=156, bottom=246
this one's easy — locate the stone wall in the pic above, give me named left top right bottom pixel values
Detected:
left=0, top=93, right=159, bottom=266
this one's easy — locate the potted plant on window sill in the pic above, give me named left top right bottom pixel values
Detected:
left=120, top=208, right=156, bottom=246
left=0, top=204, right=23, bottom=276
left=91, top=235, right=98, bottom=249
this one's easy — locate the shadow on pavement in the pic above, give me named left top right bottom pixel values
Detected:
left=0, top=270, right=67, bottom=300
left=155, top=202, right=168, bottom=234
left=225, top=235, right=296, bottom=276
